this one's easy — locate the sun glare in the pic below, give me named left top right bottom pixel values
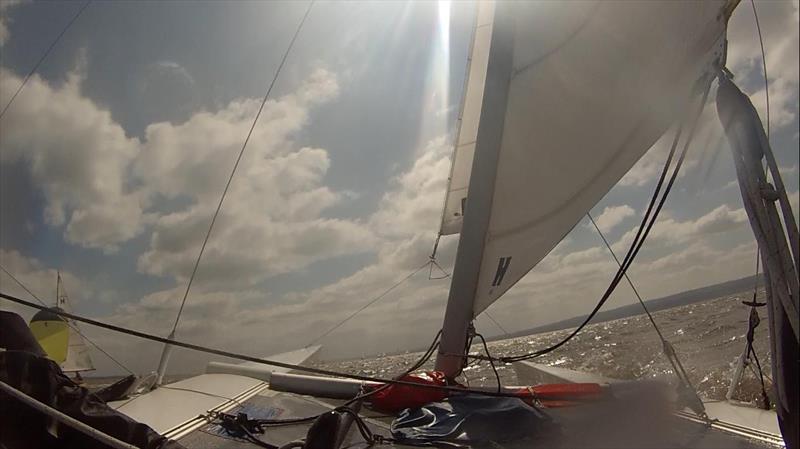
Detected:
left=414, top=0, right=452, bottom=148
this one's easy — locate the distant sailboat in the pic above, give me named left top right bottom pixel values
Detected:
left=28, top=272, right=95, bottom=382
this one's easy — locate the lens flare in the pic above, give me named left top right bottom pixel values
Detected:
left=414, top=0, right=452, bottom=148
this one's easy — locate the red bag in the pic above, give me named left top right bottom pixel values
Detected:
left=369, top=371, right=457, bottom=412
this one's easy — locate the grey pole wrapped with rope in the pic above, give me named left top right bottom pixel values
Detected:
left=716, top=72, right=799, bottom=449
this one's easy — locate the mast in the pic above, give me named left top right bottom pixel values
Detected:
left=435, top=0, right=514, bottom=379
left=56, top=271, right=61, bottom=306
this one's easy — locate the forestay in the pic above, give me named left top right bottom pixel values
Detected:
left=451, top=1, right=734, bottom=316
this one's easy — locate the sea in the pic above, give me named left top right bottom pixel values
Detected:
left=311, top=287, right=774, bottom=407
left=86, top=287, right=774, bottom=409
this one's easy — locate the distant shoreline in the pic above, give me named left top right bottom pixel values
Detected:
left=488, top=274, right=763, bottom=342
left=83, top=274, right=763, bottom=374
left=322, top=274, right=763, bottom=362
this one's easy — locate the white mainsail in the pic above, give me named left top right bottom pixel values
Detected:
left=61, top=324, right=95, bottom=373
left=437, top=0, right=734, bottom=375
left=447, top=1, right=733, bottom=316
left=439, top=0, right=494, bottom=236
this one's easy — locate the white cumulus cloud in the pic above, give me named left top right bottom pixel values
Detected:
left=0, top=67, right=148, bottom=252
left=591, top=205, right=635, bottom=234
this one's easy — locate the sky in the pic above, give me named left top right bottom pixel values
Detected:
left=0, top=1, right=798, bottom=377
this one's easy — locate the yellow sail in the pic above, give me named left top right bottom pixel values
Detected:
left=29, top=308, right=69, bottom=364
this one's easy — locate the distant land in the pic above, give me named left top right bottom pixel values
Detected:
left=328, top=274, right=766, bottom=360
left=487, top=274, right=763, bottom=342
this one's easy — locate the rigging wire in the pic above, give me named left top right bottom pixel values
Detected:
left=586, top=212, right=703, bottom=406
left=427, top=257, right=450, bottom=280
left=484, top=79, right=714, bottom=364
left=306, top=259, right=432, bottom=346
left=427, top=257, right=453, bottom=280
left=0, top=264, right=134, bottom=374
left=0, top=1, right=92, bottom=120
left=169, top=0, right=315, bottom=335
left=750, top=0, right=770, bottom=140
left=426, top=257, right=510, bottom=337
left=1, top=290, right=527, bottom=399
left=484, top=311, right=509, bottom=336
left=586, top=213, right=666, bottom=343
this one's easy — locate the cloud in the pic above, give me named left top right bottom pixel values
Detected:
left=621, top=2, right=799, bottom=190
left=726, top=0, right=799, bottom=130
left=369, top=136, right=451, bottom=239
left=81, top=136, right=456, bottom=371
left=0, top=67, right=147, bottom=252
left=779, top=164, right=799, bottom=176
left=0, top=0, right=25, bottom=46
left=619, top=106, right=726, bottom=189
left=133, top=69, right=381, bottom=287
left=0, top=249, right=84, bottom=317
left=618, top=127, right=702, bottom=188
left=0, top=58, right=395, bottom=369
left=1, top=61, right=378, bottom=283
left=788, top=190, right=799, bottom=223
left=1, top=129, right=779, bottom=374
left=136, top=61, right=197, bottom=127
left=1, top=2, right=796, bottom=374
left=590, top=205, right=635, bottom=234
left=612, top=204, right=749, bottom=253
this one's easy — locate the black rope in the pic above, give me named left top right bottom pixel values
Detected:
left=746, top=332, right=770, bottom=410
left=1, top=292, right=528, bottom=399
left=340, top=329, right=442, bottom=406
left=0, top=264, right=134, bottom=374
left=170, top=0, right=315, bottom=335
left=492, top=79, right=713, bottom=364
left=335, top=406, right=397, bottom=445
left=205, top=331, right=441, bottom=441
left=475, top=332, right=501, bottom=393
left=739, top=262, right=770, bottom=410
left=228, top=405, right=394, bottom=448
left=0, top=1, right=92, bottom=120
left=210, top=411, right=277, bottom=449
